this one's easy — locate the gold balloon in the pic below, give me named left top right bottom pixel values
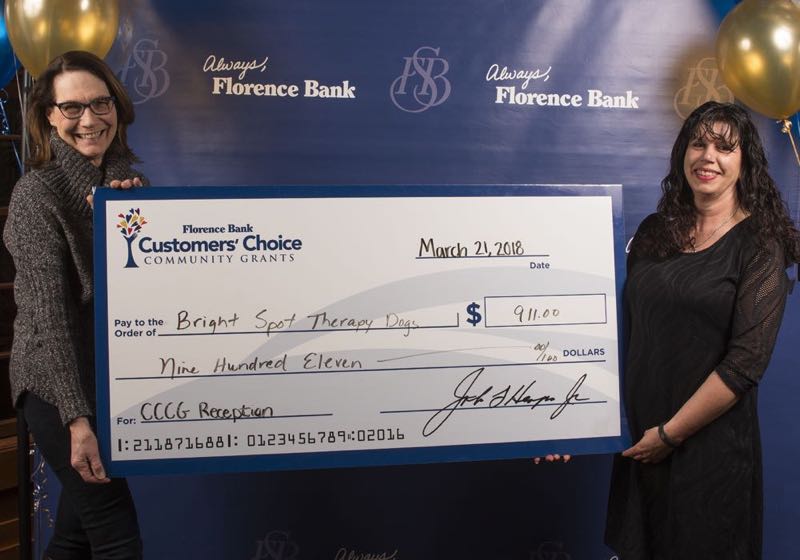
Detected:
left=716, top=0, right=800, bottom=119
left=4, top=0, right=120, bottom=78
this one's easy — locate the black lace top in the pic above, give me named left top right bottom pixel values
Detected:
left=605, top=213, right=791, bottom=560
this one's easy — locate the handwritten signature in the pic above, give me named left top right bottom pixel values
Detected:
left=422, top=368, right=589, bottom=436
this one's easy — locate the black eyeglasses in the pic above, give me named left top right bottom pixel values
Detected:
left=52, top=96, right=116, bottom=119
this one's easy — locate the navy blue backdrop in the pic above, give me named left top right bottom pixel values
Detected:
left=32, top=1, right=799, bottom=558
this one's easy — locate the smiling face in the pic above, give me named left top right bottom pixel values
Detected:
left=683, top=121, right=742, bottom=206
left=47, top=70, right=118, bottom=167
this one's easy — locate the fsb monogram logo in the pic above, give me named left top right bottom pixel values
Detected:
left=250, top=530, right=300, bottom=560
left=390, top=46, right=451, bottom=113
left=673, top=57, right=733, bottom=119
left=117, top=38, right=171, bottom=105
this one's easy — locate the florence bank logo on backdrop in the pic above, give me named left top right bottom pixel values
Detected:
left=485, top=62, right=640, bottom=110
left=334, top=546, right=399, bottom=560
left=673, top=57, right=733, bottom=119
left=117, top=38, right=171, bottom=105
left=390, top=46, right=452, bottom=113
left=204, top=54, right=356, bottom=100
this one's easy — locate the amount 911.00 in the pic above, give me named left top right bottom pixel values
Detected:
left=513, top=305, right=560, bottom=323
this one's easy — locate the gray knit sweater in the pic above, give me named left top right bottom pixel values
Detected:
left=4, top=132, right=148, bottom=425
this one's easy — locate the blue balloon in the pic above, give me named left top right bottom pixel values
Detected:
left=0, top=1, right=20, bottom=88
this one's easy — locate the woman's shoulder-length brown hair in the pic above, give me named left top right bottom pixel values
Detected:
left=26, top=50, right=137, bottom=168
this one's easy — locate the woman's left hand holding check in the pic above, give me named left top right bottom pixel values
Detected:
left=86, top=177, right=143, bottom=208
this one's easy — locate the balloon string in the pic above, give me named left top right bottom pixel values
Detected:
left=790, top=116, right=800, bottom=286
left=780, top=119, right=800, bottom=167
left=795, top=113, right=800, bottom=237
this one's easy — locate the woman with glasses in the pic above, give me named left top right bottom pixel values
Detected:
left=4, top=50, right=146, bottom=559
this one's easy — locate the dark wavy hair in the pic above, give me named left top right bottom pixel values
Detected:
left=637, top=101, right=799, bottom=263
left=26, top=50, right=137, bottom=168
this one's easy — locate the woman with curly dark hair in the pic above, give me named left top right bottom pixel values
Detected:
left=605, top=101, right=799, bottom=559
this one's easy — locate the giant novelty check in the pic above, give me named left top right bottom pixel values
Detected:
left=95, top=185, right=628, bottom=475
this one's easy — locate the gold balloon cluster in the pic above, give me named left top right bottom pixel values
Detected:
left=4, top=0, right=119, bottom=78
left=716, top=0, right=800, bottom=120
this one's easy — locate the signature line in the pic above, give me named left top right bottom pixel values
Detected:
left=381, top=400, right=607, bottom=414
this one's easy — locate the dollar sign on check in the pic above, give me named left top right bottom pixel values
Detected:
left=466, top=302, right=482, bottom=326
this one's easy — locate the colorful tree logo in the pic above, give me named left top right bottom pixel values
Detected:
left=117, top=208, right=147, bottom=268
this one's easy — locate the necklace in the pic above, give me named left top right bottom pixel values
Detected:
left=690, top=208, right=738, bottom=252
